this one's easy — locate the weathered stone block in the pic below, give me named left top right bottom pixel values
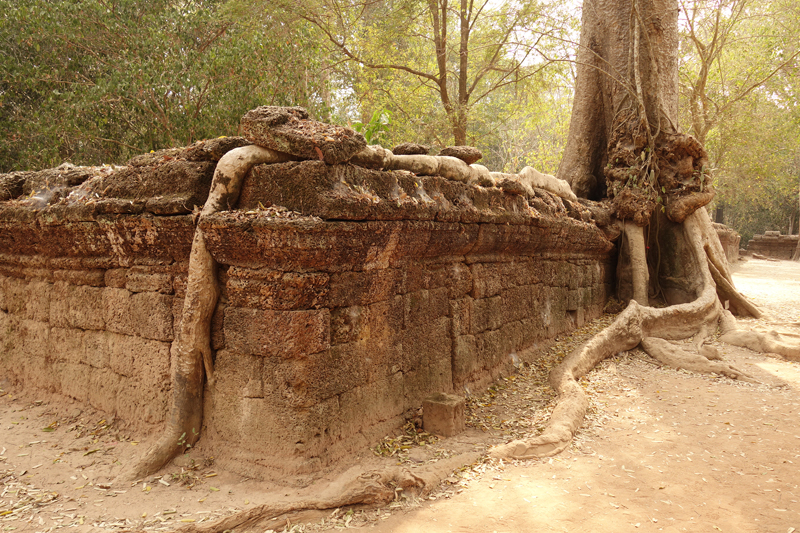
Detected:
left=107, top=333, right=171, bottom=386
left=225, top=307, right=330, bottom=358
left=423, top=392, right=465, bottom=437
left=241, top=106, right=366, bottom=165
left=50, top=327, right=84, bottom=365
left=211, top=303, right=225, bottom=351
left=83, top=330, right=110, bottom=368
left=48, top=281, right=70, bottom=328
left=499, top=320, right=524, bottom=357
left=4, top=276, right=27, bottom=315
left=17, top=353, right=50, bottom=392
left=566, top=289, right=581, bottom=311
left=453, top=335, right=478, bottom=383
left=20, top=319, right=50, bottom=359
left=271, top=343, right=373, bottom=407
left=405, top=287, right=449, bottom=329
left=501, top=285, right=534, bottom=323
left=470, top=263, right=504, bottom=299
left=476, top=328, right=503, bottom=370
left=88, top=367, right=121, bottom=414
left=336, top=372, right=405, bottom=435
left=57, top=362, right=91, bottom=402
left=226, top=269, right=329, bottom=311
left=327, top=269, right=397, bottom=308
left=470, top=295, right=503, bottom=334
left=131, top=291, right=173, bottom=341
left=104, top=268, right=128, bottom=288
left=212, top=350, right=266, bottom=403
left=330, top=306, right=367, bottom=345
left=400, top=316, right=451, bottom=373
left=0, top=275, right=7, bottom=312
left=53, top=269, right=105, bottom=287
left=126, top=269, right=173, bottom=294
left=117, top=377, right=168, bottom=425
left=103, top=287, right=134, bottom=335
left=428, top=349, right=454, bottom=395
left=450, top=298, right=472, bottom=336
left=25, top=280, right=51, bottom=322
left=51, top=283, right=104, bottom=330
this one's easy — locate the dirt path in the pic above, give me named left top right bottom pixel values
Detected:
left=343, top=348, right=800, bottom=533
left=1, top=257, right=799, bottom=532
left=336, top=258, right=800, bottom=533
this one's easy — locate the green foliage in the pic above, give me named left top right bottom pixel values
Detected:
left=678, top=0, right=800, bottom=239
left=267, top=0, right=576, bottom=155
left=712, top=96, right=800, bottom=242
left=0, top=0, right=329, bottom=171
left=351, top=109, right=391, bottom=145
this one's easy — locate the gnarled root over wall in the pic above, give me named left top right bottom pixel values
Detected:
left=122, top=146, right=291, bottom=481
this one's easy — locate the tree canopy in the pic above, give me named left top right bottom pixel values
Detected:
left=0, top=0, right=327, bottom=171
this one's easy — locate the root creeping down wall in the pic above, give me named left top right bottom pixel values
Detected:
left=0, top=138, right=614, bottom=479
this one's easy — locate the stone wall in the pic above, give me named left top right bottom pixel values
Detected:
left=0, top=139, right=614, bottom=479
left=713, top=223, right=741, bottom=264
left=746, top=231, right=799, bottom=260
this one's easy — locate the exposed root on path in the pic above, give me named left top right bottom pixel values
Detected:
left=171, top=453, right=480, bottom=533
left=122, top=146, right=291, bottom=481
left=720, top=329, right=800, bottom=362
left=640, top=337, right=759, bottom=382
left=490, top=209, right=797, bottom=461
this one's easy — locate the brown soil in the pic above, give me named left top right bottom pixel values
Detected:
left=2, top=257, right=799, bottom=532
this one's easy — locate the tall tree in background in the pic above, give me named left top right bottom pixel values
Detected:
left=272, top=0, right=559, bottom=146
left=679, top=0, right=799, bottom=148
left=677, top=0, right=800, bottom=240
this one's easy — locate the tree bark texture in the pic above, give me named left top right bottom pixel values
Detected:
left=557, top=0, right=679, bottom=201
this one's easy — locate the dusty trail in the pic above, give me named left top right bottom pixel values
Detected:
left=1, top=257, right=798, bottom=532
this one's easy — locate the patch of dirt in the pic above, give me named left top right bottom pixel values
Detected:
left=1, top=257, right=799, bottom=532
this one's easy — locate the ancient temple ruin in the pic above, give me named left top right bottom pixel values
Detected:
left=0, top=108, right=615, bottom=479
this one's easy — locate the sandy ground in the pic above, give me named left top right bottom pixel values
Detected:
left=1, top=257, right=799, bottom=533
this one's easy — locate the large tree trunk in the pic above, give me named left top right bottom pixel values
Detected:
left=557, top=0, right=678, bottom=201
left=491, top=0, right=797, bottom=462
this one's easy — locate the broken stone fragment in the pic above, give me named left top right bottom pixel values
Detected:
left=391, top=142, right=430, bottom=155
left=182, top=136, right=252, bottom=162
left=439, top=145, right=482, bottom=165
left=497, top=177, right=528, bottom=196
left=423, top=392, right=465, bottom=437
left=0, top=172, right=27, bottom=201
left=241, top=106, right=366, bottom=165
left=242, top=106, right=309, bottom=127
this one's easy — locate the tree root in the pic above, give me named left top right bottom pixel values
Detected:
left=640, top=337, right=759, bottom=382
left=622, top=220, right=649, bottom=305
left=719, top=329, right=800, bottom=362
left=490, top=209, right=763, bottom=461
left=708, top=255, right=762, bottom=319
left=352, top=145, right=578, bottom=201
left=171, top=453, right=480, bottom=533
left=121, top=145, right=291, bottom=481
